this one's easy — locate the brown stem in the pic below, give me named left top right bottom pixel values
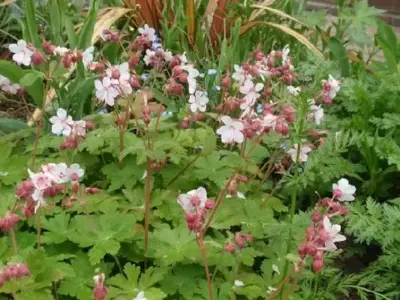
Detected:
left=36, top=208, right=42, bottom=247
left=197, top=235, right=214, bottom=300
left=166, top=152, right=202, bottom=187
left=204, top=171, right=237, bottom=233
left=9, top=229, right=18, bottom=255
left=31, top=75, right=51, bottom=168
left=144, top=158, right=152, bottom=265
left=284, top=265, right=304, bottom=300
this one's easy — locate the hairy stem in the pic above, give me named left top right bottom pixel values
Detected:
left=166, top=152, right=201, bottom=187
left=197, top=235, right=214, bottom=300
left=36, top=208, right=42, bottom=248
left=144, top=158, right=152, bottom=265
left=9, top=228, right=18, bottom=255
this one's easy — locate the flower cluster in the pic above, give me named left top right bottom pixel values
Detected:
left=223, top=232, right=253, bottom=254
left=0, top=264, right=30, bottom=287
left=49, top=108, right=94, bottom=149
left=177, top=187, right=215, bottom=233
left=93, top=273, right=107, bottom=300
left=298, top=178, right=356, bottom=273
left=321, top=75, right=341, bottom=104
left=0, top=212, right=20, bottom=232
left=15, top=162, right=84, bottom=213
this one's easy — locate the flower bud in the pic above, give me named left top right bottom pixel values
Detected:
left=297, top=244, right=307, bottom=257
left=221, top=76, right=231, bottom=89
left=322, top=93, right=332, bottom=104
left=312, top=259, right=324, bottom=273
left=311, top=212, right=322, bottom=223
left=143, top=114, right=151, bottom=125
left=204, top=200, right=215, bottom=210
left=333, top=188, right=343, bottom=199
left=193, top=113, right=203, bottom=121
left=129, top=56, right=140, bottom=69
left=317, top=229, right=330, bottom=243
left=31, top=51, right=45, bottom=66
left=186, top=212, right=197, bottom=223
left=111, top=69, right=120, bottom=79
left=305, top=242, right=317, bottom=256
left=216, top=104, right=223, bottom=112
left=321, top=197, right=331, bottom=207
left=243, top=234, right=253, bottom=243
left=235, top=233, right=246, bottom=249
left=172, top=65, right=183, bottom=76
left=223, top=242, right=236, bottom=254
left=178, top=73, right=188, bottom=83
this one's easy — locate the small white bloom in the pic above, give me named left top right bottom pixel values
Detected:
left=53, top=46, right=69, bottom=56
left=1, top=82, right=20, bottom=94
left=181, top=64, right=200, bottom=94
left=82, top=46, right=94, bottom=67
left=287, top=86, right=301, bottom=96
left=32, top=188, right=46, bottom=212
left=177, top=187, right=208, bottom=213
left=189, top=91, right=209, bottom=113
left=163, top=49, right=173, bottom=62
left=49, top=108, right=74, bottom=136
left=71, top=120, right=87, bottom=137
left=9, top=40, right=33, bottom=66
left=95, top=77, right=119, bottom=106
left=138, top=24, right=156, bottom=41
left=0, top=171, right=9, bottom=177
left=322, top=75, right=341, bottom=99
left=308, top=99, right=324, bottom=125
left=263, top=113, right=278, bottom=130
left=267, top=286, right=278, bottom=294
left=207, top=69, right=217, bottom=75
left=322, top=216, right=346, bottom=251
left=332, top=178, right=356, bottom=201
left=234, top=280, right=244, bottom=287
left=282, top=45, right=290, bottom=65
left=143, top=49, right=155, bottom=66
left=216, top=116, right=244, bottom=144
left=236, top=192, right=246, bottom=199
left=287, top=144, right=312, bottom=162
left=179, top=53, right=188, bottom=64
left=67, top=164, right=85, bottom=182
left=28, top=170, right=52, bottom=190
left=134, top=291, right=147, bottom=300
left=106, top=62, right=132, bottom=94
left=239, top=79, right=263, bottom=110
left=0, top=75, right=10, bottom=87
left=232, top=64, right=251, bottom=85
left=41, top=163, right=69, bottom=184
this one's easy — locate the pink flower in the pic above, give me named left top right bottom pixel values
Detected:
left=239, top=79, right=263, bottom=110
left=95, top=77, right=119, bottom=106
left=216, top=116, right=244, bottom=144
left=321, top=216, right=346, bottom=251
left=322, top=75, right=340, bottom=99
left=287, top=144, right=312, bottom=162
left=138, top=24, right=156, bottom=41
left=28, top=170, right=52, bottom=190
left=41, top=163, right=69, bottom=184
left=71, top=120, right=87, bottom=137
left=177, top=187, right=208, bottom=213
left=49, top=108, right=74, bottom=136
left=332, top=178, right=356, bottom=201
left=9, top=40, right=33, bottom=66
left=232, top=64, right=250, bottom=85
left=189, top=91, right=209, bottom=113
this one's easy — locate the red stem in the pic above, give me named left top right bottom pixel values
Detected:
left=197, top=234, right=214, bottom=300
left=144, top=158, right=152, bottom=264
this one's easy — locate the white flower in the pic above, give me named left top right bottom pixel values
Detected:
left=67, top=164, right=85, bottom=182
left=163, top=49, right=173, bottom=62
left=322, top=75, right=341, bottom=99
left=287, top=144, right=312, bottom=162
left=138, top=24, right=156, bottom=41
left=134, top=291, right=147, bottom=300
left=49, top=108, right=74, bottom=136
left=177, top=187, right=208, bottom=213
left=9, top=40, right=33, bottom=66
left=0, top=75, right=10, bottom=86
left=232, top=64, right=250, bottom=85
left=32, top=189, right=46, bottom=212
left=1, top=82, right=20, bottom=94
left=144, top=49, right=155, bottom=66
left=263, top=113, right=278, bottom=130
left=287, top=86, right=301, bottom=96
left=332, top=178, right=356, bottom=201
left=82, top=46, right=94, bottom=67
left=181, top=65, right=200, bottom=94
left=234, top=280, right=244, bottom=287
left=95, top=77, right=119, bottom=106
left=28, top=170, right=52, bottom=190
left=267, top=286, right=278, bottom=294
left=179, top=53, right=188, bottom=64
left=53, top=46, right=69, bottom=56
left=322, top=216, right=346, bottom=251
left=216, top=116, right=244, bottom=144
left=239, top=79, right=263, bottom=110
left=307, top=99, right=324, bottom=125
left=207, top=69, right=217, bottom=75
left=107, top=62, right=132, bottom=95
left=189, top=91, right=209, bottom=113
left=41, top=163, right=69, bottom=184
left=71, top=120, right=87, bottom=137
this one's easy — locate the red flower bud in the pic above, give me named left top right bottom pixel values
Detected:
left=129, top=56, right=140, bottom=69
left=312, top=259, right=324, bottom=273
left=235, top=233, right=246, bottom=249
left=31, top=51, right=45, bottom=66
left=305, top=242, right=317, bottom=256
left=311, top=212, right=322, bottom=223
left=178, top=73, right=188, bottom=83
left=111, top=69, right=120, bottom=79
left=221, top=76, right=231, bottom=89
left=224, top=242, right=236, bottom=254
